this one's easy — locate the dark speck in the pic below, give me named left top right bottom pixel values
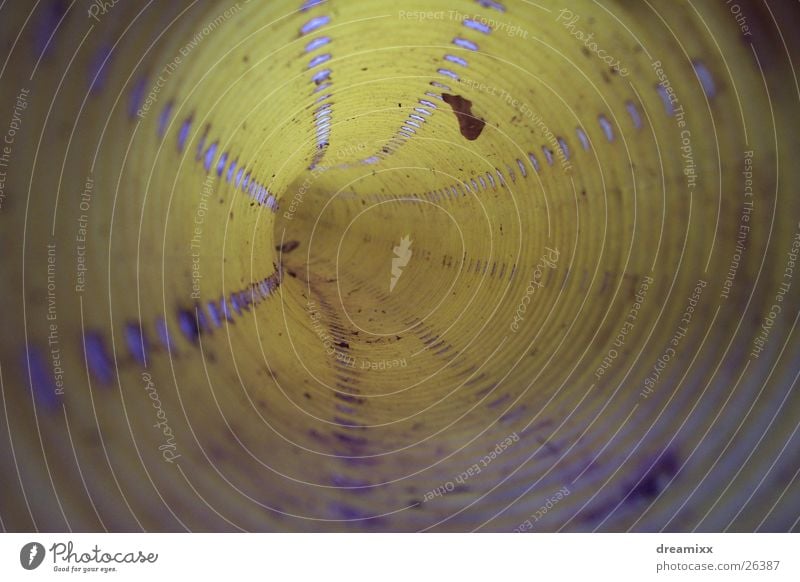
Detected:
left=276, top=240, right=300, bottom=253
left=627, top=448, right=680, bottom=501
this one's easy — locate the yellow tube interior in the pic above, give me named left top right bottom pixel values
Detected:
left=0, top=0, right=798, bottom=531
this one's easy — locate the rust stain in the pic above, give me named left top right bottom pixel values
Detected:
left=442, top=93, right=485, bottom=140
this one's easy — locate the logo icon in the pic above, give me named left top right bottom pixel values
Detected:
left=390, top=235, right=413, bottom=292
left=20, top=542, right=45, bottom=570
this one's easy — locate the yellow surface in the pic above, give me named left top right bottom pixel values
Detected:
left=0, top=0, right=797, bottom=531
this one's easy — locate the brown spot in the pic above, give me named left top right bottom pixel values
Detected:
left=276, top=240, right=300, bottom=253
left=442, top=93, right=485, bottom=140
